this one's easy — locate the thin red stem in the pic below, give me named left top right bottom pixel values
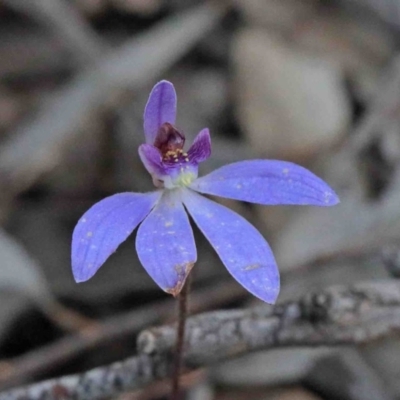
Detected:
left=170, top=278, right=191, bottom=400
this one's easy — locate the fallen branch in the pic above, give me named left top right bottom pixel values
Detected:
left=0, top=279, right=247, bottom=390
left=2, top=280, right=400, bottom=400
left=0, top=241, right=382, bottom=391
left=0, top=240, right=378, bottom=391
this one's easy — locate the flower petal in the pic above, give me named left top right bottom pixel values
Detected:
left=182, top=189, right=279, bottom=303
left=187, top=128, right=211, bottom=164
left=190, top=160, right=339, bottom=206
left=72, top=192, right=161, bottom=283
left=136, top=190, right=196, bottom=296
left=138, top=144, right=165, bottom=177
left=144, top=80, right=177, bottom=145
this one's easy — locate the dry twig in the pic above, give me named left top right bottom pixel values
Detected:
left=2, top=280, right=400, bottom=400
left=0, top=279, right=246, bottom=390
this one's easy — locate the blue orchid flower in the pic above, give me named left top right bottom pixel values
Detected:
left=71, top=80, right=339, bottom=304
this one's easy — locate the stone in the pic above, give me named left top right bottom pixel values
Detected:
left=295, top=10, right=394, bottom=102
left=233, top=30, right=351, bottom=161
left=235, top=0, right=395, bottom=107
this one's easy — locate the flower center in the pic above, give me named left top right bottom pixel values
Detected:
left=163, top=148, right=190, bottom=163
left=154, top=122, right=185, bottom=155
left=152, top=122, right=197, bottom=189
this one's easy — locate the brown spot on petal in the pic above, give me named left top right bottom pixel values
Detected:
left=165, top=262, right=195, bottom=297
left=152, top=176, right=164, bottom=188
left=243, top=263, right=261, bottom=271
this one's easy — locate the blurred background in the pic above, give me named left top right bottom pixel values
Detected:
left=1, top=0, right=400, bottom=399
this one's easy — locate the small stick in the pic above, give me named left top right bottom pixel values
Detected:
left=171, top=277, right=191, bottom=400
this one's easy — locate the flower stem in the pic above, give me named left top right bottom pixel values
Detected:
left=171, top=277, right=191, bottom=400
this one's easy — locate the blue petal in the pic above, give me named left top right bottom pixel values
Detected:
left=136, top=190, right=196, bottom=296
left=190, top=160, right=339, bottom=206
left=144, top=80, right=177, bottom=145
left=187, top=128, right=211, bottom=164
left=182, top=189, right=279, bottom=304
left=138, top=144, right=165, bottom=177
left=72, top=192, right=161, bottom=283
